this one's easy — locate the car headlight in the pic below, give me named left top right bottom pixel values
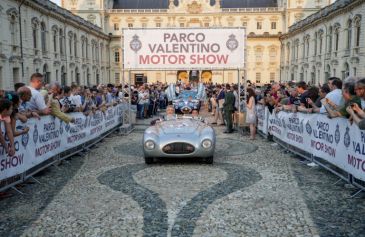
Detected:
left=202, top=139, right=212, bottom=149
left=145, top=140, right=155, bottom=150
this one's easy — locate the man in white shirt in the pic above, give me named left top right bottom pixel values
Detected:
left=27, top=73, right=51, bottom=115
left=320, top=77, right=344, bottom=113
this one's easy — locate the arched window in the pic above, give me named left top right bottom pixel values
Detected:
left=81, top=37, right=85, bottom=58
left=59, top=29, right=64, bottom=55
left=114, top=50, right=120, bottom=63
left=52, top=27, right=58, bottom=53
left=314, top=32, right=318, bottom=56
left=7, top=9, right=18, bottom=45
left=31, top=18, right=39, bottom=51
left=74, top=34, right=77, bottom=57
left=286, top=43, right=290, bottom=62
left=68, top=32, right=72, bottom=55
left=354, top=17, right=361, bottom=48
left=347, top=19, right=352, bottom=50
left=334, top=25, right=340, bottom=52
left=61, top=66, right=66, bottom=86
left=318, top=31, right=323, bottom=54
left=306, top=36, right=310, bottom=57
left=41, top=22, right=47, bottom=53
left=343, top=62, right=349, bottom=79
left=85, top=38, right=89, bottom=59
left=302, top=37, right=306, bottom=59
left=75, top=67, right=80, bottom=85
left=43, top=64, right=49, bottom=84
left=255, top=47, right=263, bottom=62
left=328, top=26, right=333, bottom=53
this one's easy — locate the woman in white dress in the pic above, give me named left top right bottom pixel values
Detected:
left=246, top=88, right=257, bottom=140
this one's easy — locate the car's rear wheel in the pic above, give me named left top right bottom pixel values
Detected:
left=145, top=157, right=154, bottom=164
left=205, top=156, right=213, bottom=164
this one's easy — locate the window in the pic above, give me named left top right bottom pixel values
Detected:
left=204, top=23, right=209, bottom=27
left=255, top=73, right=261, bottom=84
left=347, top=20, right=352, bottom=50
left=142, top=23, right=147, bottom=28
left=270, top=73, right=275, bottom=83
left=306, top=37, right=310, bottom=57
left=32, top=26, right=38, bottom=49
left=81, top=38, right=85, bottom=58
left=114, top=51, right=120, bottom=63
left=114, top=72, right=120, bottom=84
left=328, top=27, right=332, bottom=53
left=74, top=34, right=77, bottom=57
left=85, top=39, right=88, bottom=59
left=314, top=32, right=317, bottom=56
left=255, top=48, right=263, bottom=62
left=41, top=22, right=47, bottom=53
left=128, top=23, right=133, bottom=28
left=180, top=23, right=185, bottom=27
left=242, top=22, right=247, bottom=27
left=334, top=27, right=340, bottom=51
left=355, top=19, right=361, bottom=47
left=228, top=22, right=234, bottom=27
left=302, top=38, right=306, bottom=58
left=69, top=36, right=72, bottom=55
left=319, top=33, right=323, bottom=54
left=269, top=48, right=276, bottom=61
left=114, top=23, right=119, bottom=31
left=271, top=22, right=277, bottom=30
left=10, top=15, right=17, bottom=45
left=53, top=29, right=57, bottom=53
left=156, top=23, right=161, bottom=27
left=59, top=29, right=64, bottom=55
left=257, top=22, right=262, bottom=30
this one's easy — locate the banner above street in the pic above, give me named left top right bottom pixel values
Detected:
left=123, top=28, right=245, bottom=70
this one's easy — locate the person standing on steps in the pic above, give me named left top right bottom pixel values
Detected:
left=223, top=84, right=235, bottom=133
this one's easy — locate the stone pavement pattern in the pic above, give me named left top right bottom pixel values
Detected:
left=0, top=116, right=364, bottom=237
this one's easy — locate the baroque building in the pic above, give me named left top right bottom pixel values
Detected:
left=280, top=0, right=365, bottom=85
left=62, top=0, right=333, bottom=85
left=0, top=0, right=110, bottom=90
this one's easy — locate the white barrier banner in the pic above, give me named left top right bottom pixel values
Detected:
left=123, top=28, right=245, bottom=70
left=256, top=105, right=268, bottom=135
left=0, top=104, right=125, bottom=181
left=267, top=111, right=365, bottom=182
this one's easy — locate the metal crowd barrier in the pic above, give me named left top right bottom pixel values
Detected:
left=257, top=107, right=364, bottom=198
left=0, top=106, right=129, bottom=194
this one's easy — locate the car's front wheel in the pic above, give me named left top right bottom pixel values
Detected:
left=145, top=157, right=154, bottom=164
left=205, top=156, right=213, bottom=164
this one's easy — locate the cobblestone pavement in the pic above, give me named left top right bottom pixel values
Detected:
left=0, top=112, right=364, bottom=237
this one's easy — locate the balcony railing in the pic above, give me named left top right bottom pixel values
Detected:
left=222, top=7, right=283, bottom=12
left=107, top=9, right=168, bottom=13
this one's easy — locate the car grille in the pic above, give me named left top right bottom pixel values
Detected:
left=163, top=142, right=195, bottom=154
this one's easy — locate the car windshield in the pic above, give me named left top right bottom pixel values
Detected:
left=178, top=90, right=198, bottom=100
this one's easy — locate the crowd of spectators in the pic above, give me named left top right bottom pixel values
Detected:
left=256, top=76, right=365, bottom=130
left=0, top=73, right=127, bottom=159
left=2, top=73, right=365, bottom=161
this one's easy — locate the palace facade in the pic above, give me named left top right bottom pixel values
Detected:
left=280, top=0, right=365, bottom=85
left=0, top=0, right=335, bottom=88
left=0, top=0, right=110, bottom=90
left=62, top=0, right=333, bottom=85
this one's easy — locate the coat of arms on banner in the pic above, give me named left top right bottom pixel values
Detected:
left=335, top=124, right=340, bottom=144
left=33, top=124, right=38, bottom=144
left=305, top=121, right=312, bottom=135
left=130, top=35, right=142, bottom=53
left=344, top=127, right=350, bottom=148
left=226, top=34, right=239, bottom=52
left=19, top=126, right=29, bottom=148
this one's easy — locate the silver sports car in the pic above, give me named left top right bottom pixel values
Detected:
left=143, top=117, right=216, bottom=164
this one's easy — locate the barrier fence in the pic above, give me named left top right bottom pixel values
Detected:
left=256, top=104, right=365, bottom=193
left=0, top=103, right=128, bottom=192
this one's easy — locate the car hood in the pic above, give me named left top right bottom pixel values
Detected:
left=158, top=119, right=200, bottom=134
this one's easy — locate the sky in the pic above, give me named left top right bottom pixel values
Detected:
left=51, top=0, right=61, bottom=6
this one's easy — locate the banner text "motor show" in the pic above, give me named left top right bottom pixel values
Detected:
left=123, top=28, right=245, bottom=70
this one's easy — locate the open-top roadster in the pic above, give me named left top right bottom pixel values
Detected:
left=143, top=117, right=215, bottom=164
